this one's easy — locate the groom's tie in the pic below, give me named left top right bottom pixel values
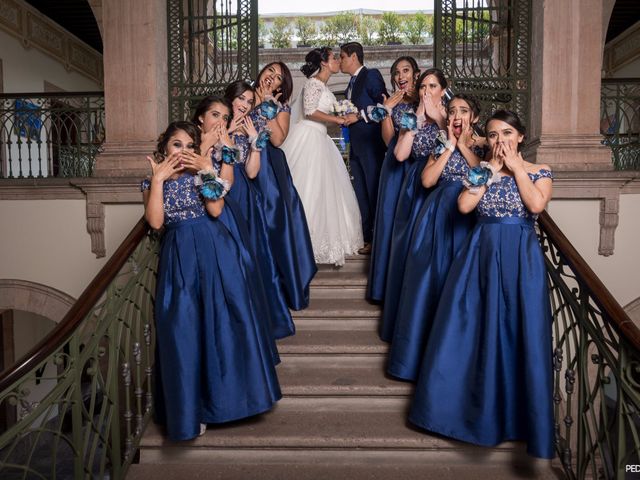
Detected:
left=347, top=75, right=356, bottom=100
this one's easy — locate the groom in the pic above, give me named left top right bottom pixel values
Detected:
left=340, top=42, right=387, bottom=254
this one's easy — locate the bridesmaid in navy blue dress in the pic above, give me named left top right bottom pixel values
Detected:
left=143, top=121, right=281, bottom=441
left=367, top=56, right=420, bottom=302
left=409, top=110, right=554, bottom=459
left=190, top=95, right=288, bottom=347
left=386, top=94, right=484, bottom=381
left=223, top=81, right=295, bottom=339
left=250, top=62, right=317, bottom=310
left=379, top=68, right=448, bottom=341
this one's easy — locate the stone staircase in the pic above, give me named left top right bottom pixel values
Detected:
left=128, top=256, right=562, bottom=479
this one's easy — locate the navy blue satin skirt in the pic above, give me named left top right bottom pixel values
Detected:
left=153, top=216, right=282, bottom=441
left=386, top=180, right=475, bottom=381
left=379, top=156, right=431, bottom=341
left=409, top=217, right=554, bottom=459
left=367, top=137, right=411, bottom=302
left=227, top=163, right=295, bottom=339
left=253, top=145, right=317, bottom=310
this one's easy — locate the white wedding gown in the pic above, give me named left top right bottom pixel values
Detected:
left=281, top=78, right=364, bottom=266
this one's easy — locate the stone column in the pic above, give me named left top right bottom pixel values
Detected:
left=93, top=0, right=168, bottom=177
left=526, top=0, right=611, bottom=170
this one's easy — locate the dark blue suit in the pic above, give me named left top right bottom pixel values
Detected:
left=346, top=67, right=387, bottom=243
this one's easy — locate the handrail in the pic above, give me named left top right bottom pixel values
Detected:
left=538, top=211, right=640, bottom=349
left=0, top=217, right=149, bottom=391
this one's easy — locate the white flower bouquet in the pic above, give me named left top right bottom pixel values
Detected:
left=332, top=99, right=358, bottom=116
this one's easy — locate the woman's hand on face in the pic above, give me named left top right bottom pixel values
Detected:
left=217, top=124, right=233, bottom=146
left=502, top=142, right=525, bottom=173
left=200, top=125, right=219, bottom=149
left=458, top=117, right=474, bottom=147
left=383, top=90, right=404, bottom=109
left=424, top=92, right=445, bottom=122
left=243, top=117, right=258, bottom=138
left=446, top=117, right=458, bottom=148
left=178, top=150, right=212, bottom=172
left=147, top=152, right=183, bottom=183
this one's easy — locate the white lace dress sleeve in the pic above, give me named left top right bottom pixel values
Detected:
left=303, top=79, right=325, bottom=116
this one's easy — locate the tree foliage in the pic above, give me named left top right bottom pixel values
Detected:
left=295, top=16, right=317, bottom=46
left=270, top=17, right=292, bottom=49
left=378, top=12, right=402, bottom=45
left=321, top=12, right=358, bottom=45
left=357, top=16, right=379, bottom=46
left=402, top=12, right=432, bottom=45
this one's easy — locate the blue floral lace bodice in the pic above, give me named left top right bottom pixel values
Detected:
left=391, top=103, right=414, bottom=133
left=141, top=174, right=207, bottom=225
left=249, top=102, right=291, bottom=133
left=411, top=122, right=440, bottom=160
left=231, top=132, right=250, bottom=163
left=440, top=146, right=485, bottom=183
left=477, top=169, right=553, bottom=221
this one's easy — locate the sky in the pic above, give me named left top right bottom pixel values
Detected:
left=258, top=0, right=435, bottom=14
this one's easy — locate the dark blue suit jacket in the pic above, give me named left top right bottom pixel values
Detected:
left=346, top=67, right=387, bottom=158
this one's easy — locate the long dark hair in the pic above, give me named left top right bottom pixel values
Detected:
left=486, top=110, right=527, bottom=151
left=256, top=62, right=293, bottom=104
left=153, top=121, right=200, bottom=162
left=300, top=47, right=332, bottom=78
left=191, top=96, right=233, bottom=129
left=390, top=56, right=420, bottom=92
left=224, top=80, right=255, bottom=105
left=411, top=68, right=448, bottom=108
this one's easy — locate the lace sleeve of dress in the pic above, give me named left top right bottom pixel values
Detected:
left=303, top=79, right=324, bottom=116
left=531, top=168, right=554, bottom=182
left=140, top=178, right=151, bottom=191
left=279, top=102, right=291, bottom=114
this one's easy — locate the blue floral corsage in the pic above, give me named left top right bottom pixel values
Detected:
left=214, top=144, right=240, bottom=165
left=433, top=129, right=454, bottom=158
left=194, top=170, right=230, bottom=200
left=259, top=98, right=280, bottom=120
left=399, top=111, right=418, bottom=131
left=250, top=129, right=271, bottom=151
left=462, top=161, right=500, bottom=194
left=366, top=104, right=392, bottom=123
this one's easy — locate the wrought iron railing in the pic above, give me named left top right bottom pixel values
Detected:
left=0, top=92, right=105, bottom=179
left=601, top=79, right=640, bottom=171
left=538, top=211, right=640, bottom=479
left=0, top=218, right=157, bottom=479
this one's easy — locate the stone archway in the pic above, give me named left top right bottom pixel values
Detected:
left=0, top=279, right=75, bottom=324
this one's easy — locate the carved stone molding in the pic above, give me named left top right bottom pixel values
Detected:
left=92, top=141, right=156, bottom=178
left=603, top=20, right=640, bottom=75
left=553, top=171, right=640, bottom=256
left=0, top=279, right=75, bottom=323
left=0, top=0, right=103, bottom=84
left=71, top=178, right=144, bottom=258
left=524, top=134, right=613, bottom=172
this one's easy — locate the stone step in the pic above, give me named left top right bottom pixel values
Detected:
left=127, top=458, right=562, bottom=480
left=140, top=397, right=525, bottom=458
left=279, top=320, right=384, bottom=354
left=292, top=298, right=380, bottom=319
left=277, top=355, right=407, bottom=396
left=138, top=398, right=557, bottom=478
left=316, top=255, right=369, bottom=274
left=310, top=286, right=367, bottom=299
left=310, top=270, right=368, bottom=287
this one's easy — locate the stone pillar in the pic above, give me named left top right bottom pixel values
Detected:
left=525, top=0, right=611, bottom=171
left=93, top=0, right=168, bottom=177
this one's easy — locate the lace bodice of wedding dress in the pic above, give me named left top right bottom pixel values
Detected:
left=303, top=78, right=336, bottom=117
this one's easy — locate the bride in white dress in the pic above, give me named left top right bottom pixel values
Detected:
left=281, top=47, right=364, bottom=266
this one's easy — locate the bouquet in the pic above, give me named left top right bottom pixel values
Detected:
left=332, top=99, right=358, bottom=116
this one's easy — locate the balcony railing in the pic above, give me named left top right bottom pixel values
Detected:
left=601, top=79, right=640, bottom=171
left=0, top=211, right=639, bottom=478
left=0, top=92, right=105, bottom=179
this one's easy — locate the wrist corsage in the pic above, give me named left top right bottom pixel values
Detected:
left=259, top=98, right=280, bottom=120
left=399, top=111, right=418, bottom=131
left=194, top=169, right=231, bottom=200
left=366, top=104, right=392, bottom=123
left=214, top=144, right=240, bottom=165
left=463, top=161, right=500, bottom=194
left=249, top=129, right=271, bottom=152
left=433, top=130, right=455, bottom=158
